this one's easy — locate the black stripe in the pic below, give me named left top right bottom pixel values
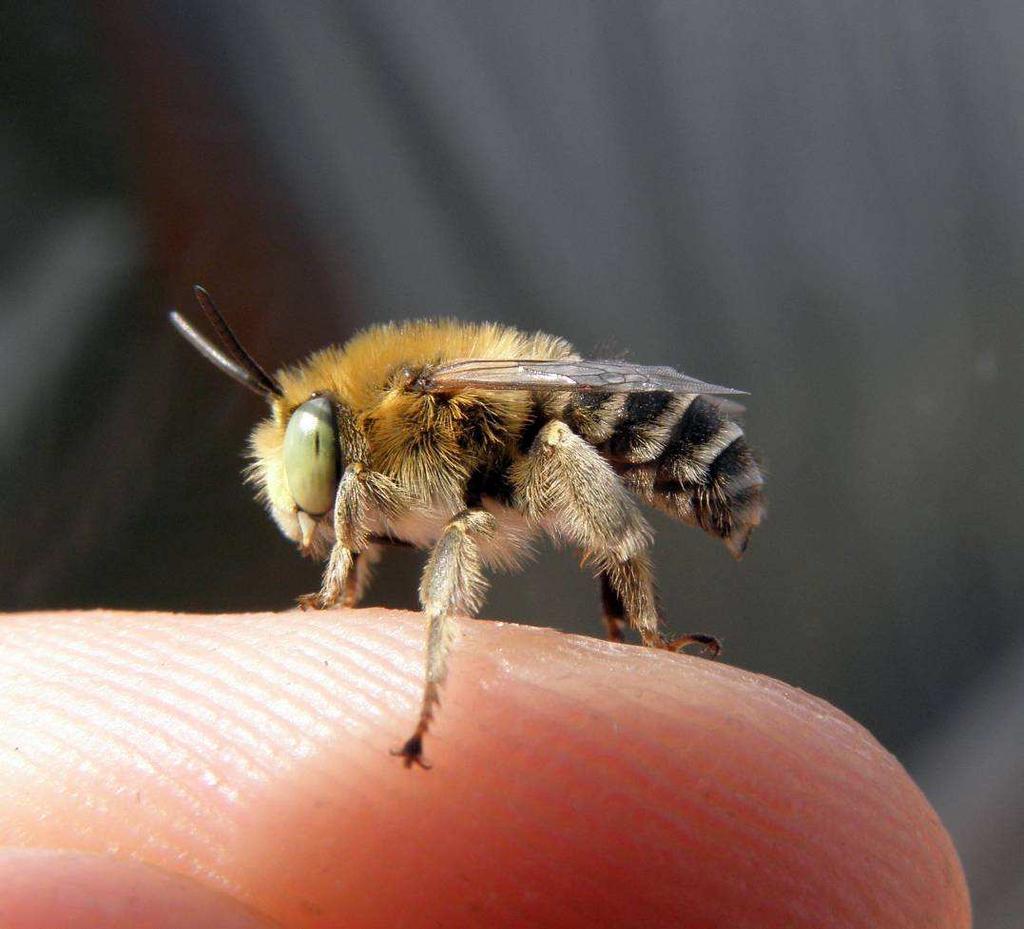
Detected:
left=564, top=389, right=613, bottom=437
left=656, top=396, right=723, bottom=481
left=466, top=458, right=517, bottom=508
left=516, top=398, right=548, bottom=453
left=706, top=436, right=758, bottom=489
left=569, top=389, right=612, bottom=414
left=728, top=483, right=763, bottom=512
left=599, top=571, right=626, bottom=621
left=605, top=390, right=674, bottom=458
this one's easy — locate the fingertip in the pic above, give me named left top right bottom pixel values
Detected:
left=400, top=620, right=973, bottom=928
left=0, top=850, right=280, bottom=929
left=0, top=610, right=970, bottom=928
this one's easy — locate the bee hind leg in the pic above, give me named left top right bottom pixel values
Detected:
left=513, top=419, right=718, bottom=657
left=663, top=631, right=721, bottom=657
left=596, top=570, right=718, bottom=653
left=598, top=571, right=626, bottom=643
left=600, top=555, right=720, bottom=657
left=513, top=420, right=656, bottom=647
left=394, top=508, right=496, bottom=769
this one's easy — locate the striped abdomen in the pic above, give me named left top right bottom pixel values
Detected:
left=562, top=389, right=765, bottom=556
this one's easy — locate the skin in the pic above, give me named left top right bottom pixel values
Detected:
left=0, top=609, right=970, bottom=929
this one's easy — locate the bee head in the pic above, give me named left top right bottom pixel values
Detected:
left=170, top=285, right=343, bottom=556
left=245, top=393, right=346, bottom=557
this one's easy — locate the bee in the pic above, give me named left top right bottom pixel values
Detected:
left=170, top=286, right=765, bottom=767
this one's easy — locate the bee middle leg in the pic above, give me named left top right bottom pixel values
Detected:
left=394, top=507, right=496, bottom=769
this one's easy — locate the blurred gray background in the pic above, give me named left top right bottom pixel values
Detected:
left=3, top=1, right=1022, bottom=923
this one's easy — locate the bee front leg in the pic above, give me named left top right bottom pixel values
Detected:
left=394, top=508, right=496, bottom=769
left=299, top=464, right=410, bottom=610
left=298, top=544, right=356, bottom=610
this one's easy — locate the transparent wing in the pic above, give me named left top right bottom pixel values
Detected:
left=706, top=396, right=747, bottom=417
left=421, top=358, right=747, bottom=395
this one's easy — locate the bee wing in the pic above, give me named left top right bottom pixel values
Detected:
left=422, top=358, right=747, bottom=395
left=705, top=396, right=747, bottom=417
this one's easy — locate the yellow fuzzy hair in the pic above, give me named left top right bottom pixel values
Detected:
left=249, top=319, right=576, bottom=524
left=275, top=318, right=574, bottom=412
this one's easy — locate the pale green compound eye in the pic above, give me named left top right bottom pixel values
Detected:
left=283, top=395, right=339, bottom=515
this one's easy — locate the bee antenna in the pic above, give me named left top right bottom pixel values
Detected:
left=168, top=285, right=283, bottom=397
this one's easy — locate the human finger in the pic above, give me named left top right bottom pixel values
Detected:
left=0, top=848, right=279, bottom=928
left=0, top=610, right=970, bottom=928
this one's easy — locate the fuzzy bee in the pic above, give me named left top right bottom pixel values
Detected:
left=170, top=286, right=765, bottom=767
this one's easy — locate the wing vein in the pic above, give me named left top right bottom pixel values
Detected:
left=423, top=358, right=747, bottom=395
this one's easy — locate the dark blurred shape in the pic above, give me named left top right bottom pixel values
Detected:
left=3, top=2, right=1023, bottom=921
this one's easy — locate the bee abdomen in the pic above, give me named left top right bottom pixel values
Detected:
left=564, top=388, right=690, bottom=459
left=614, top=394, right=765, bottom=557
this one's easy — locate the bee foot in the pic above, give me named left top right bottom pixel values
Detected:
left=297, top=591, right=336, bottom=611
left=390, top=735, right=432, bottom=770
left=661, top=633, right=721, bottom=659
